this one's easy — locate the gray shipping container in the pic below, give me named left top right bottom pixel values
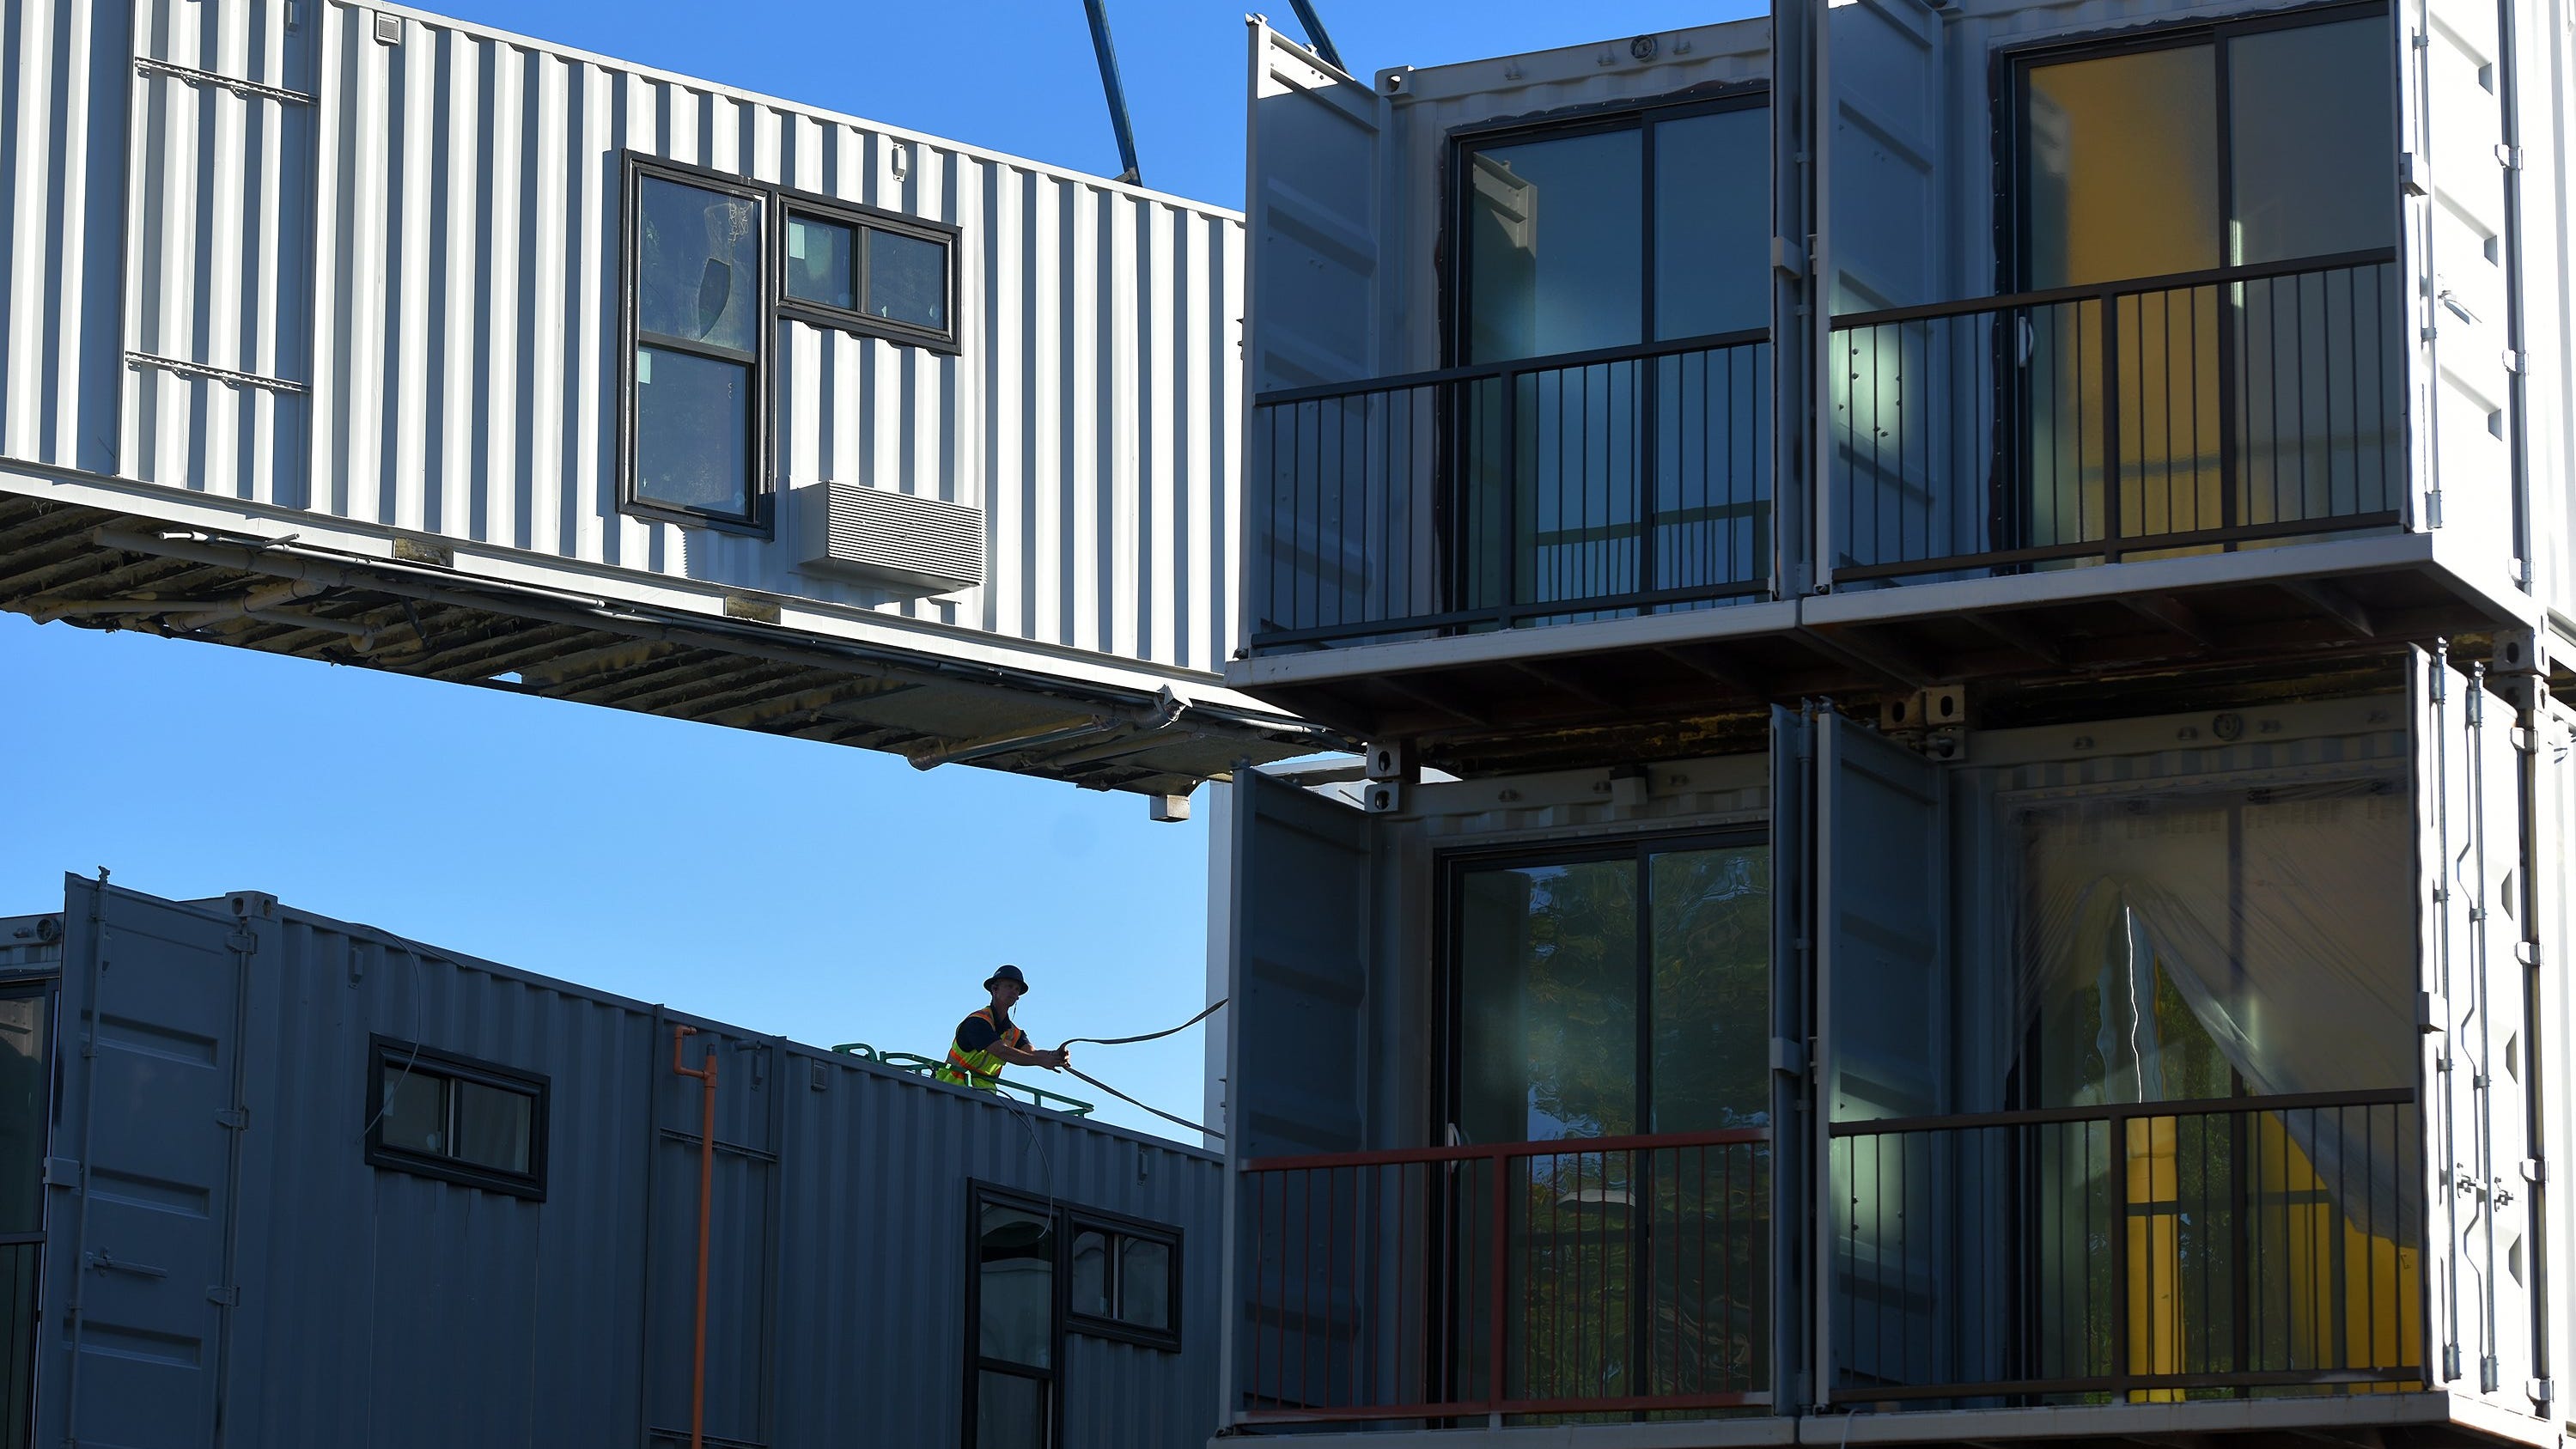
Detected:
left=0, top=878, right=1219, bottom=1449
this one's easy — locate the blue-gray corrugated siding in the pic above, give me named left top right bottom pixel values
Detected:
left=37, top=880, right=1220, bottom=1449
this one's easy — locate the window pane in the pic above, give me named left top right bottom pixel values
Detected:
left=1115, top=1237, right=1171, bottom=1331
left=1456, top=858, right=1639, bottom=1142
left=380, top=1065, right=446, bottom=1156
left=454, top=1081, right=533, bottom=1174
left=977, top=1203, right=1054, bottom=1368
left=1648, top=845, right=1771, bottom=1133
left=633, top=345, right=753, bottom=515
left=2227, top=18, right=2396, bottom=265
left=636, top=175, right=760, bottom=354
left=1068, top=1228, right=1109, bottom=1319
left=1464, top=129, right=1643, bottom=362
left=865, top=228, right=949, bottom=331
left=1653, top=108, right=1770, bottom=338
left=975, top=1370, right=1045, bottom=1449
left=0, top=995, right=46, bottom=1235
left=2022, top=46, right=2219, bottom=286
left=784, top=214, right=857, bottom=311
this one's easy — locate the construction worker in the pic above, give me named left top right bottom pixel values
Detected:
left=937, top=964, right=1069, bottom=1092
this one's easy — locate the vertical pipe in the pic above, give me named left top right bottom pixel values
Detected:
left=670, top=1026, right=719, bottom=1449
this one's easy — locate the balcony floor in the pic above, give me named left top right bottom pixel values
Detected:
left=1216, top=1388, right=2548, bottom=1449
left=1230, top=532, right=2539, bottom=771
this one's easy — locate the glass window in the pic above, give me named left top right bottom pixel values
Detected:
left=974, top=1370, right=1045, bottom=1449
left=2019, top=14, right=2397, bottom=287
left=977, top=1202, right=1054, bottom=1368
left=1068, top=1228, right=1110, bottom=1320
left=364, top=1041, right=547, bottom=1199
left=636, top=176, right=761, bottom=353
left=1453, top=839, right=1772, bottom=1143
left=784, top=213, right=857, bottom=312
left=1464, top=129, right=1644, bottom=363
left=2022, top=46, right=2220, bottom=288
left=454, top=1081, right=533, bottom=1174
left=0, top=993, right=48, bottom=1238
left=1653, top=107, right=1772, bottom=338
left=627, top=168, right=764, bottom=526
left=378, top=1067, right=447, bottom=1157
left=866, top=227, right=950, bottom=331
left=2227, top=17, right=2397, bottom=265
left=633, top=345, right=754, bottom=514
left=1114, top=1238, right=1171, bottom=1331
left=1460, top=101, right=1770, bottom=365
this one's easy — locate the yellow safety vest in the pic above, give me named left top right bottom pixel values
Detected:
left=937, top=1008, right=1028, bottom=1092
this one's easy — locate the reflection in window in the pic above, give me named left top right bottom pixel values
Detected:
left=972, top=1194, right=1054, bottom=1448
left=782, top=205, right=954, bottom=343
left=1461, top=100, right=1770, bottom=366
left=1066, top=1218, right=1178, bottom=1342
left=364, top=1040, right=547, bottom=1197
left=1454, top=841, right=1770, bottom=1143
left=629, top=171, right=764, bottom=524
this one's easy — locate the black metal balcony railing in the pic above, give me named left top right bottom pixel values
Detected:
left=1829, top=1089, right=2421, bottom=1406
left=1832, top=251, right=2404, bottom=582
left=1251, top=331, right=1772, bottom=650
left=1239, top=1129, right=1770, bottom=1423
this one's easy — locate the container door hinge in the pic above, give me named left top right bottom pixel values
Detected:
left=214, top=1107, right=248, bottom=1130
left=2528, top=1377, right=2554, bottom=1409
left=225, top=929, right=256, bottom=953
left=2497, top=143, right=2524, bottom=170
left=2505, top=349, right=2528, bottom=374
left=2402, top=151, right=2430, bottom=196
left=2521, top=1158, right=2548, bottom=1184
left=1770, top=1037, right=1808, bottom=1080
left=43, top=1157, right=79, bottom=1187
left=2421, top=991, right=2450, bottom=1032
left=206, top=1285, right=239, bottom=1307
left=2518, top=941, right=2543, bottom=967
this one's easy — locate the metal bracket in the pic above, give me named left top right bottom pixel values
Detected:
left=206, top=1285, right=240, bottom=1306
left=125, top=350, right=308, bottom=395
left=215, top=1106, right=249, bottom=1130
left=133, top=55, right=314, bottom=106
left=1769, top=1037, right=1808, bottom=1078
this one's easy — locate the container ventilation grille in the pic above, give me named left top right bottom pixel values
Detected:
left=801, top=482, right=984, bottom=594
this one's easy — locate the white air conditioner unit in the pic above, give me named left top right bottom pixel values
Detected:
left=797, top=481, right=984, bottom=596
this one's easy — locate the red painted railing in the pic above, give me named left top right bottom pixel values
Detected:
left=1239, top=1129, right=1771, bottom=1424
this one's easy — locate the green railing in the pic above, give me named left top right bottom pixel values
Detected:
left=831, top=1043, right=1096, bottom=1117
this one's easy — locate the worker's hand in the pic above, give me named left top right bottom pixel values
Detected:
left=1043, top=1047, right=1071, bottom=1071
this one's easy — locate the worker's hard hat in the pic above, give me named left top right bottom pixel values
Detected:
left=984, top=964, right=1030, bottom=992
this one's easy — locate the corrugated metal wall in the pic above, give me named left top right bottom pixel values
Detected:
left=28, top=0, right=1245, bottom=676
left=29, top=880, right=1221, bottom=1449
left=295, top=0, right=1240, bottom=673
left=0, top=0, right=128, bottom=474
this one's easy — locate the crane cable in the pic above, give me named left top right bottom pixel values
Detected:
left=1044, top=998, right=1229, bottom=1139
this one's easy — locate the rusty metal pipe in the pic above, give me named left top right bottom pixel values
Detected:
left=669, top=1026, right=718, bottom=1449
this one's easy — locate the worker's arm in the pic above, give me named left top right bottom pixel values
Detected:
left=991, top=1038, right=1070, bottom=1071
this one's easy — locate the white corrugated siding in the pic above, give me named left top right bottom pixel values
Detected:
left=122, top=0, right=314, bottom=506
left=239, top=0, right=1242, bottom=673
left=0, top=0, right=126, bottom=474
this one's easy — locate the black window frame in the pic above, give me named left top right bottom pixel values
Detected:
left=1434, top=825, right=1771, bottom=1146
left=1442, top=83, right=1771, bottom=370
left=775, top=187, right=963, bottom=356
left=1063, top=1205, right=1184, bottom=1351
left=962, top=1181, right=1186, bottom=1449
left=1995, top=0, right=2397, bottom=295
left=619, top=155, right=777, bottom=535
left=362, top=1035, right=550, bottom=1201
left=965, top=1181, right=1063, bottom=1449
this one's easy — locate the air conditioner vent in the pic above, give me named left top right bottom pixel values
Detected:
left=799, top=482, right=984, bottom=595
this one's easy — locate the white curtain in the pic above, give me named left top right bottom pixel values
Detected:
left=2016, top=780, right=2418, bottom=1232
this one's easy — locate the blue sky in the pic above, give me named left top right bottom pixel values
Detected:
left=2, top=0, right=1751, bottom=1139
